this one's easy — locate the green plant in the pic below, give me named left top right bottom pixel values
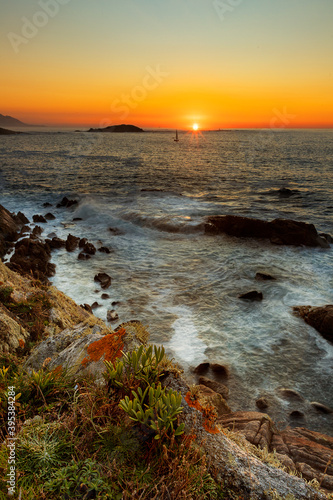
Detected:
left=119, top=382, right=185, bottom=440
left=44, top=458, right=119, bottom=499
left=17, top=423, right=72, bottom=479
left=104, top=344, right=165, bottom=390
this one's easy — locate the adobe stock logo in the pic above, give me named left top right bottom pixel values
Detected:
left=213, top=0, right=243, bottom=22
left=111, top=65, right=170, bottom=120
left=7, top=0, right=71, bottom=54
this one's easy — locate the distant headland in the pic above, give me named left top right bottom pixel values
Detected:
left=0, top=113, right=28, bottom=127
left=88, top=124, right=144, bottom=133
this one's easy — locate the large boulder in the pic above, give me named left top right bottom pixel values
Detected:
left=8, top=238, right=55, bottom=282
left=205, top=215, right=329, bottom=248
left=293, top=305, right=333, bottom=343
left=25, top=320, right=148, bottom=379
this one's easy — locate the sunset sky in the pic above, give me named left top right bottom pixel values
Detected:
left=1, top=0, right=333, bottom=129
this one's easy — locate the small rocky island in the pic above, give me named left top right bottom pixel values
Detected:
left=88, top=124, right=144, bottom=133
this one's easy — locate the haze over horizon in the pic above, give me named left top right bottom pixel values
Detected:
left=1, top=0, right=333, bottom=129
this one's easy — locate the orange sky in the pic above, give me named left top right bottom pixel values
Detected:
left=1, top=0, right=332, bottom=129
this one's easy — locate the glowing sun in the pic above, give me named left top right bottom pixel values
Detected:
left=192, top=123, right=199, bottom=131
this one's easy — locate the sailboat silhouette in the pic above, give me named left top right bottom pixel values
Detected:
left=174, top=130, right=179, bottom=142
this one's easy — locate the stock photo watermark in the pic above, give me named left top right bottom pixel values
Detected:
left=111, top=65, right=170, bottom=120
left=213, top=0, right=244, bottom=22
left=6, top=385, right=17, bottom=496
left=241, top=106, right=296, bottom=164
left=7, top=0, right=71, bottom=54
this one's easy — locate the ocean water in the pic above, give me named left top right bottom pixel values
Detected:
left=1, top=129, right=333, bottom=435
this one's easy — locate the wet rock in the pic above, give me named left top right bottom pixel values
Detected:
left=44, top=212, right=56, bottom=220
left=31, top=226, right=43, bottom=238
left=101, top=293, right=110, bottom=299
left=98, top=246, right=112, bottom=254
left=289, top=410, right=305, bottom=419
left=94, top=272, right=111, bottom=289
left=278, top=388, right=304, bottom=402
left=319, top=232, right=333, bottom=244
left=33, top=214, right=47, bottom=223
left=256, top=397, right=269, bottom=410
left=73, top=217, right=82, bottom=221
left=278, top=187, right=297, bottom=197
left=45, top=237, right=66, bottom=250
left=66, top=234, right=80, bottom=252
left=43, top=202, right=52, bottom=208
left=91, top=302, right=100, bottom=310
left=293, top=305, right=333, bottom=344
left=8, top=237, right=55, bottom=282
left=107, top=309, right=119, bottom=322
left=81, top=303, right=92, bottom=313
left=205, top=215, right=329, bottom=248
left=15, top=212, right=30, bottom=225
left=198, top=376, right=229, bottom=399
left=56, top=196, right=78, bottom=208
left=82, top=242, right=96, bottom=255
left=238, top=290, right=263, bottom=301
left=310, top=402, right=333, bottom=414
left=79, top=238, right=88, bottom=248
left=0, top=204, right=21, bottom=257
left=255, top=272, right=276, bottom=281
left=78, top=252, right=91, bottom=260
left=111, top=301, right=122, bottom=306
left=210, top=363, right=229, bottom=377
left=20, top=225, right=31, bottom=236
left=193, top=362, right=210, bottom=375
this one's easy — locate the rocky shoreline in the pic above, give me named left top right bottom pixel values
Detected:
left=1, top=202, right=333, bottom=497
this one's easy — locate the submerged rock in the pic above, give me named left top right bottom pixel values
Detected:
left=239, top=290, right=263, bottom=301
left=310, top=402, right=333, bottom=414
left=98, top=246, right=112, bottom=254
left=255, top=272, right=276, bottom=281
left=277, top=388, right=304, bottom=402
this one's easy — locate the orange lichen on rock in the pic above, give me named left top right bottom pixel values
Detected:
left=81, top=328, right=126, bottom=367
left=185, top=391, right=220, bottom=434
left=18, top=339, right=25, bottom=348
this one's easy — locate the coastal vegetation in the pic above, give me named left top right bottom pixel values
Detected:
left=0, top=345, right=223, bottom=499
